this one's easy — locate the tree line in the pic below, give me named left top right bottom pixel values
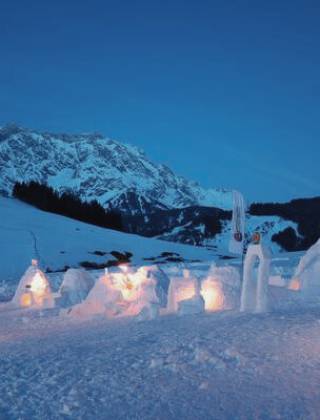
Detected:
left=13, top=181, right=122, bottom=231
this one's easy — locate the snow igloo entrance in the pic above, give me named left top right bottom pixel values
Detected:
left=240, top=244, right=271, bottom=313
left=165, top=267, right=240, bottom=315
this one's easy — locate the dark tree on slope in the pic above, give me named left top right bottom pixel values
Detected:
left=272, top=227, right=301, bottom=252
left=12, top=181, right=123, bottom=231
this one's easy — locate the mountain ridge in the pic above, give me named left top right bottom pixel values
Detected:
left=2, top=123, right=316, bottom=253
left=0, top=123, right=231, bottom=215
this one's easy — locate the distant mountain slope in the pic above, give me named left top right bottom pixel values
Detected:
left=123, top=206, right=232, bottom=246
left=0, top=124, right=231, bottom=215
left=123, top=205, right=299, bottom=252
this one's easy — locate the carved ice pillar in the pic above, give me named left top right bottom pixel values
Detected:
left=240, top=244, right=271, bottom=313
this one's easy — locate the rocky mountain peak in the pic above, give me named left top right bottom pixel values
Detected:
left=0, top=124, right=232, bottom=215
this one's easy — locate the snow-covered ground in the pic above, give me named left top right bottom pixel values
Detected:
left=1, top=295, right=320, bottom=419
left=2, top=196, right=320, bottom=419
left=1, top=247, right=320, bottom=418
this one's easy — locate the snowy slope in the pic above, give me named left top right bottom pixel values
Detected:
left=0, top=197, right=214, bottom=289
left=142, top=209, right=298, bottom=253
left=0, top=124, right=231, bottom=215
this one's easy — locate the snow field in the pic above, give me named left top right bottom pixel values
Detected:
left=1, top=305, right=320, bottom=419
left=2, top=197, right=320, bottom=417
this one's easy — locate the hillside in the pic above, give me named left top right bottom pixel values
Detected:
left=0, top=197, right=213, bottom=290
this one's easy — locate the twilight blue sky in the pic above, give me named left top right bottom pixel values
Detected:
left=0, top=0, right=319, bottom=202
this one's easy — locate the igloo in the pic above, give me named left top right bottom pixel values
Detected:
left=12, top=260, right=54, bottom=309
left=289, top=239, right=320, bottom=293
left=57, top=268, right=95, bottom=308
left=240, top=244, right=271, bottom=313
left=70, top=266, right=159, bottom=319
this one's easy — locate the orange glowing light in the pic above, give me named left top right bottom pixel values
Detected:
left=124, top=280, right=133, bottom=290
left=110, top=268, right=147, bottom=302
left=289, top=278, right=300, bottom=291
left=29, top=272, right=48, bottom=305
left=20, top=293, right=32, bottom=307
left=30, top=272, right=46, bottom=293
left=201, top=279, right=224, bottom=311
left=172, top=270, right=197, bottom=304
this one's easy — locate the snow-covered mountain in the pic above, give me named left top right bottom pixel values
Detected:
left=0, top=123, right=305, bottom=251
left=0, top=124, right=231, bottom=215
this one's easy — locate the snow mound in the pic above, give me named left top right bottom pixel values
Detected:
left=69, top=271, right=122, bottom=318
left=57, top=269, right=95, bottom=308
left=70, top=266, right=159, bottom=319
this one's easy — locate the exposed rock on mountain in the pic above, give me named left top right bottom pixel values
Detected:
left=0, top=124, right=231, bottom=216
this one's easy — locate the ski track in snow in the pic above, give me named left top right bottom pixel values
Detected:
left=1, top=307, right=320, bottom=419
